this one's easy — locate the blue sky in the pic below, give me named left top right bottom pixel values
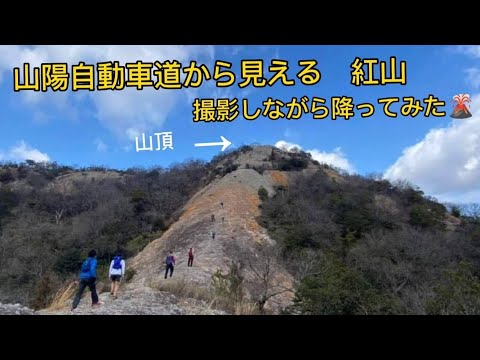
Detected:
left=0, top=45, right=479, bottom=203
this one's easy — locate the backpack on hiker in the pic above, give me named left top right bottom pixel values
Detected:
left=112, top=256, right=122, bottom=270
left=81, top=258, right=92, bottom=273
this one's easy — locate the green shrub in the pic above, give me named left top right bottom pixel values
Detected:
left=125, top=234, right=152, bottom=256
left=0, top=188, right=19, bottom=219
left=124, top=268, right=136, bottom=282
left=409, top=204, right=439, bottom=229
left=0, top=169, right=15, bottom=183
left=258, top=186, right=269, bottom=201
left=211, top=264, right=249, bottom=313
left=451, top=205, right=461, bottom=218
left=277, top=157, right=308, bottom=171
left=292, top=256, right=398, bottom=315
left=426, top=262, right=480, bottom=315
left=152, top=217, right=167, bottom=232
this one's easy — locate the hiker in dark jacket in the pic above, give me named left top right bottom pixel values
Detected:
left=71, top=249, right=102, bottom=311
left=165, top=250, right=176, bottom=279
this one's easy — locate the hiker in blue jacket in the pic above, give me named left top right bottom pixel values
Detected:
left=71, top=249, right=102, bottom=311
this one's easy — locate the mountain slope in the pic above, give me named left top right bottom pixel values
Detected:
left=3, top=144, right=480, bottom=315
left=127, top=167, right=295, bottom=312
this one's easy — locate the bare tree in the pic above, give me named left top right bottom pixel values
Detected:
left=460, top=203, right=480, bottom=220
left=391, top=179, right=416, bottom=192
left=242, top=245, right=293, bottom=314
left=55, top=209, right=64, bottom=224
left=286, top=248, right=322, bottom=284
left=364, top=172, right=385, bottom=182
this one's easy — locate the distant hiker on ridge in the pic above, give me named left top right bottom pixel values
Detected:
left=109, top=253, right=126, bottom=300
left=221, top=202, right=224, bottom=208
left=211, top=214, right=215, bottom=222
left=212, top=231, right=216, bottom=240
left=165, top=250, right=176, bottom=279
left=71, top=249, right=102, bottom=311
left=188, top=247, right=195, bottom=267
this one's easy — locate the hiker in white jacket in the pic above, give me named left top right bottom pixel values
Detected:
left=109, top=254, right=126, bottom=299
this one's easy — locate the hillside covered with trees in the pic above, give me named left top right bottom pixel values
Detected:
left=0, top=159, right=210, bottom=308
left=1, top=146, right=479, bottom=314
left=257, top=158, right=480, bottom=314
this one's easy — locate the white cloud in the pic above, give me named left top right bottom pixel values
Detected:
left=0, top=140, right=50, bottom=162
left=210, top=86, right=236, bottom=101
left=275, top=140, right=355, bottom=173
left=276, top=140, right=302, bottom=152
left=0, top=45, right=215, bottom=141
left=456, top=45, right=480, bottom=58
left=226, top=46, right=244, bottom=56
left=466, top=68, right=480, bottom=89
left=262, top=47, right=280, bottom=72
left=384, top=94, right=480, bottom=202
left=94, top=138, right=108, bottom=152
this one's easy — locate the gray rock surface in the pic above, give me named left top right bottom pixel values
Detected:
left=37, top=286, right=226, bottom=315
left=0, top=303, right=36, bottom=315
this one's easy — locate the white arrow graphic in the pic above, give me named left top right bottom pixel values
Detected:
left=194, top=136, right=232, bottom=152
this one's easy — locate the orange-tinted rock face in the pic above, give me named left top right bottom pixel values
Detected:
left=128, top=168, right=294, bottom=312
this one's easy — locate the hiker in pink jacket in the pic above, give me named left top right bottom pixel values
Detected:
left=188, top=247, right=195, bottom=267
